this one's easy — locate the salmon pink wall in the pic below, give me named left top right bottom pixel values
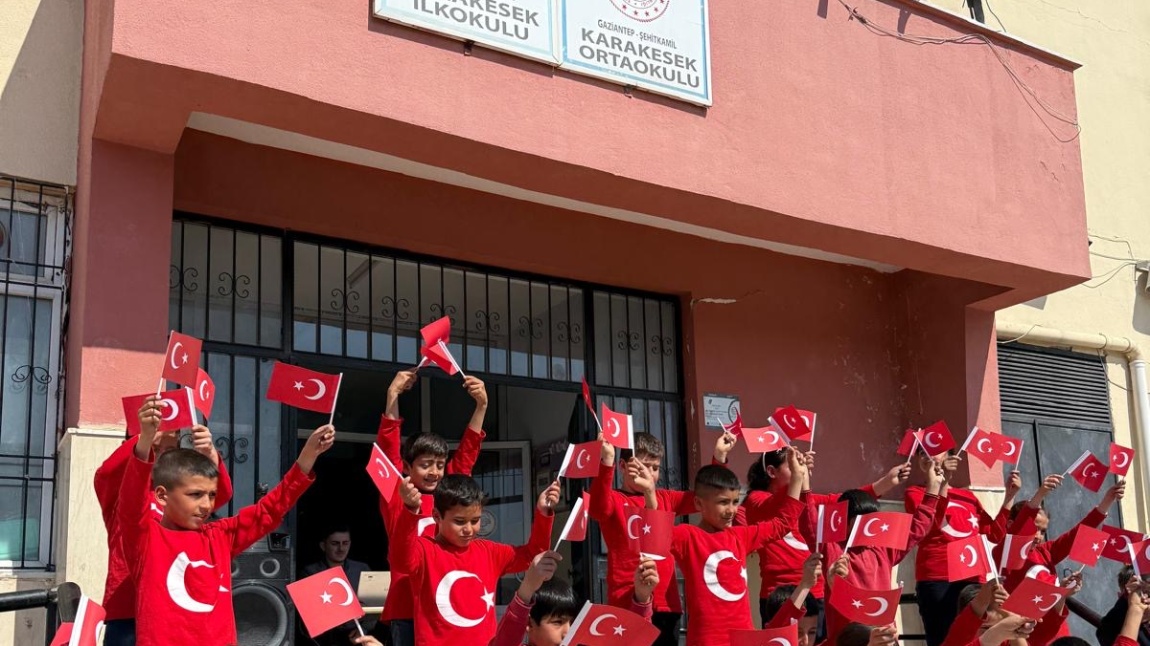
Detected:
left=81, top=0, right=1089, bottom=303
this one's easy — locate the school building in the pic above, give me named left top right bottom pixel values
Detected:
left=1, top=0, right=1147, bottom=642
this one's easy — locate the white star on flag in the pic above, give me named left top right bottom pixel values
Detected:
left=181, top=353, right=189, bottom=364
left=321, top=591, right=332, bottom=604
left=1032, top=596, right=1043, bottom=604
left=293, top=381, right=304, bottom=390
left=1092, top=543, right=1100, bottom=551
left=642, top=524, right=652, bottom=535
left=880, top=523, right=890, bottom=532
left=852, top=599, right=863, bottom=608
left=740, top=567, right=748, bottom=580
left=613, top=625, right=626, bottom=636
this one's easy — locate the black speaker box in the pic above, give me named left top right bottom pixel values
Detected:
left=232, top=546, right=294, bottom=645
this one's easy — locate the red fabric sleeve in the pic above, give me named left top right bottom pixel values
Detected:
left=742, top=497, right=804, bottom=553
left=631, top=598, right=654, bottom=622
left=391, top=504, right=424, bottom=576
left=448, top=428, right=486, bottom=476
left=501, top=510, right=556, bottom=574
left=218, top=464, right=314, bottom=556
left=96, top=438, right=138, bottom=529
left=766, top=597, right=807, bottom=629
left=589, top=461, right=617, bottom=522
left=659, top=487, right=701, bottom=516
left=489, top=594, right=532, bottom=646
left=214, top=458, right=234, bottom=511
left=984, top=506, right=1009, bottom=543
left=376, top=416, right=402, bottom=467
left=116, top=454, right=155, bottom=576
left=1038, top=508, right=1107, bottom=567
left=895, top=493, right=939, bottom=561
left=1114, top=637, right=1140, bottom=646
left=940, top=604, right=984, bottom=646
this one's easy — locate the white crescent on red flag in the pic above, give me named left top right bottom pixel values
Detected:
left=1001, top=577, right=1066, bottom=619
left=561, top=602, right=660, bottom=646
left=827, top=578, right=901, bottom=626
left=771, top=405, right=812, bottom=442
left=559, top=440, right=601, bottom=479
left=1065, top=450, right=1107, bottom=493
left=288, top=566, right=365, bottom=638
left=193, top=368, right=215, bottom=419
left=1109, top=442, right=1135, bottom=477
left=122, top=389, right=196, bottom=436
left=600, top=404, right=634, bottom=450
left=366, top=443, right=403, bottom=503
left=919, top=420, right=956, bottom=457
left=266, top=362, right=342, bottom=413
left=1100, top=525, right=1145, bottom=564
left=161, top=331, right=202, bottom=388
left=729, top=624, right=800, bottom=646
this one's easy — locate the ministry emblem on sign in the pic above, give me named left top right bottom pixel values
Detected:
left=609, top=0, right=670, bottom=22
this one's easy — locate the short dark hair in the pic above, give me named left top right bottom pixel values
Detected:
left=694, top=464, right=740, bottom=494
left=529, top=578, right=580, bottom=625
left=839, top=489, right=880, bottom=519
left=762, top=585, right=820, bottom=623
left=321, top=524, right=351, bottom=541
left=836, top=622, right=874, bottom=646
left=433, top=474, right=487, bottom=515
left=634, top=433, right=665, bottom=461
left=152, top=448, right=219, bottom=489
left=1009, top=500, right=1049, bottom=523
left=402, top=432, right=449, bottom=465
left=957, top=583, right=981, bottom=613
left=1050, top=637, right=1090, bottom=646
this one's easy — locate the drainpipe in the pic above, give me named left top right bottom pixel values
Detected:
left=995, top=322, right=1149, bottom=507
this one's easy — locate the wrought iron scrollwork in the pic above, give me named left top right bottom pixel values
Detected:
left=217, top=272, right=252, bottom=298
left=10, top=365, right=52, bottom=394
left=556, top=321, right=582, bottom=344
left=518, top=316, right=544, bottom=340
left=649, top=334, right=674, bottom=356
left=474, top=310, right=502, bottom=334
left=429, top=303, right=457, bottom=321
left=616, top=330, right=641, bottom=351
left=169, top=265, right=199, bottom=293
left=213, top=436, right=250, bottom=464
left=330, top=288, right=361, bottom=314
left=381, top=296, right=411, bottom=321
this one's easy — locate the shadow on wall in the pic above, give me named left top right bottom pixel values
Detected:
left=1134, top=272, right=1150, bottom=335
left=0, top=0, right=82, bottom=184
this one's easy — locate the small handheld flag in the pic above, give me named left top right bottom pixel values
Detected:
left=1064, top=450, right=1107, bottom=492
left=1109, top=442, right=1135, bottom=477
left=554, top=492, right=591, bottom=549
left=161, top=331, right=202, bottom=389
left=288, top=566, right=365, bottom=638
left=266, top=362, right=342, bottom=415
left=561, top=602, right=660, bottom=646
left=559, top=441, right=601, bottom=479
left=600, top=404, right=634, bottom=450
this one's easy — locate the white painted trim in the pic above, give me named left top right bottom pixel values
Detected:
left=186, top=113, right=902, bottom=274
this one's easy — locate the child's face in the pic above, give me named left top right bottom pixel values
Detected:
left=527, top=614, right=571, bottom=646
left=434, top=503, right=483, bottom=548
left=621, top=453, right=661, bottom=493
left=407, top=453, right=447, bottom=493
left=798, top=616, right=818, bottom=646
left=694, top=486, right=740, bottom=530
left=1033, top=510, right=1049, bottom=543
left=157, top=475, right=218, bottom=530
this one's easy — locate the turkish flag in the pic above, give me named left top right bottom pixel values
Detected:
left=1130, top=540, right=1150, bottom=577
left=771, top=405, right=813, bottom=442
left=946, top=536, right=996, bottom=582
left=997, top=435, right=1023, bottom=466
left=919, top=420, right=956, bottom=457
left=563, top=602, right=660, bottom=646
left=267, top=362, right=341, bottom=413
left=288, top=566, right=365, bottom=638
left=742, top=425, right=789, bottom=453
left=421, top=316, right=451, bottom=348
left=817, top=501, right=849, bottom=545
left=556, top=492, right=591, bottom=546
left=193, top=368, right=215, bottom=419
left=161, top=331, right=202, bottom=388
left=582, top=377, right=596, bottom=416
left=1001, top=577, right=1066, bottom=619
left=421, top=342, right=459, bottom=375
left=57, top=595, right=105, bottom=646
left=1100, top=525, right=1146, bottom=564
left=999, top=534, right=1037, bottom=573
left=896, top=429, right=922, bottom=457
left=722, top=412, right=744, bottom=438
left=827, top=578, right=901, bottom=626
left=1066, top=451, right=1108, bottom=492
left=366, top=443, right=403, bottom=503
left=601, top=404, right=634, bottom=450
left=122, top=389, right=196, bottom=436
left=1067, top=525, right=1110, bottom=568
left=847, top=511, right=912, bottom=550
left=730, top=625, right=800, bottom=646
left=625, top=506, right=674, bottom=560
left=961, top=427, right=1000, bottom=468
left=1109, top=443, right=1135, bottom=477
left=419, top=317, right=460, bottom=375
left=559, top=440, right=601, bottom=479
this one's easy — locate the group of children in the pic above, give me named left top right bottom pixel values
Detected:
left=94, top=369, right=1150, bottom=646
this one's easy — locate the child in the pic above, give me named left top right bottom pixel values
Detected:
left=940, top=580, right=1064, bottom=646
left=742, top=448, right=911, bottom=629
left=489, top=552, right=657, bottom=646
left=906, top=451, right=1019, bottom=646
left=94, top=397, right=234, bottom=646
left=590, top=430, right=735, bottom=645
left=1098, top=567, right=1150, bottom=646
left=762, top=554, right=822, bottom=646
left=1112, top=578, right=1150, bottom=646
left=117, top=405, right=333, bottom=645
left=375, top=370, right=489, bottom=646
left=649, top=448, right=805, bottom=645
left=393, top=473, right=558, bottom=646
left=814, top=455, right=944, bottom=642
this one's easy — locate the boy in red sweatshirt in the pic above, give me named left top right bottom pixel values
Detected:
left=95, top=397, right=235, bottom=646
left=489, top=552, right=657, bottom=646
left=374, top=370, right=489, bottom=646
left=118, top=405, right=333, bottom=646
left=591, top=430, right=735, bottom=645
left=392, top=472, right=557, bottom=646
left=644, top=448, right=805, bottom=646
left=906, top=451, right=1018, bottom=646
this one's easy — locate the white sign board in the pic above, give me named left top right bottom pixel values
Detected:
left=560, top=0, right=712, bottom=106
left=703, top=393, right=739, bottom=430
left=374, top=0, right=558, bottom=64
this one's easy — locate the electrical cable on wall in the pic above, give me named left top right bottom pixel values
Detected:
left=833, top=0, right=1080, bottom=142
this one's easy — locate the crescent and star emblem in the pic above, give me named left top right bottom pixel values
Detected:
left=1034, top=594, right=1062, bottom=613
left=575, top=450, right=590, bottom=470
left=160, top=398, right=180, bottom=422
left=1082, top=463, right=1099, bottom=479
left=166, top=552, right=222, bottom=613
left=924, top=432, right=942, bottom=449
left=589, top=613, right=623, bottom=637
left=626, top=514, right=642, bottom=541
left=862, top=518, right=885, bottom=537
left=169, top=341, right=185, bottom=370
left=304, top=379, right=327, bottom=401
left=435, top=571, right=494, bottom=628
left=607, top=418, right=622, bottom=438
left=830, top=510, right=842, bottom=531
left=1002, top=440, right=1018, bottom=456
left=1113, top=451, right=1130, bottom=468
left=959, top=544, right=978, bottom=568
left=322, top=577, right=356, bottom=606
left=702, top=551, right=745, bottom=602
left=851, top=595, right=889, bottom=618
left=975, top=438, right=992, bottom=454
left=198, top=379, right=211, bottom=401
left=940, top=502, right=975, bottom=539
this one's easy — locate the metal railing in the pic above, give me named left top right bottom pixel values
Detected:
left=0, top=582, right=80, bottom=646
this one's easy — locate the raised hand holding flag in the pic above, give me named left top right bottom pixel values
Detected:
left=601, top=404, right=634, bottom=450
left=122, top=390, right=195, bottom=436
left=559, top=440, right=601, bottom=479
left=919, top=420, right=956, bottom=457
left=419, top=316, right=466, bottom=378
left=161, top=331, right=202, bottom=388
left=1064, top=450, right=1108, bottom=492
left=288, top=566, right=365, bottom=638
left=1109, top=442, right=1135, bottom=477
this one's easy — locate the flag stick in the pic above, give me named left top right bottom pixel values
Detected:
left=1016, top=441, right=1024, bottom=467
left=999, top=534, right=1011, bottom=577
left=845, top=516, right=861, bottom=550
left=1130, top=542, right=1143, bottom=580
left=354, top=618, right=366, bottom=637
left=156, top=377, right=165, bottom=399
left=1063, top=451, right=1090, bottom=477
left=412, top=356, right=429, bottom=371
left=188, top=387, right=199, bottom=427
left=808, top=418, right=817, bottom=453
left=958, top=427, right=978, bottom=455
left=982, top=535, right=999, bottom=581
left=816, top=505, right=825, bottom=546
left=328, top=373, right=343, bottom=427
left=438, top=340, right=467, bottom=379
left=905, top=435, right=921, bottom=466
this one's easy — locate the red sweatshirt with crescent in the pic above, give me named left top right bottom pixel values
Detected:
left=905, top=485, right=1008, bottom=583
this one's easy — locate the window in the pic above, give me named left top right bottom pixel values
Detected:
left=0, top=176, right=69, bottom=569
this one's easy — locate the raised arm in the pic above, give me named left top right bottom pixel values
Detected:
left=589, top=435, right=618, bottom=521
left=95, top=437, right=139, bottom=528
left=379, top=371, right=417, bottom=465
left=504, top=483, right=559, bottom=573
left=900, top=457, right=943, bottom=558
left=1038, top=481, right=1122, bottom=567
left=117, top=398, right=163, bottom=573
left=448, top=377, right=489, bottom=476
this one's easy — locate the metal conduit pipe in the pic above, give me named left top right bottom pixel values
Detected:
left=995, top=321, right=1149, bottom=519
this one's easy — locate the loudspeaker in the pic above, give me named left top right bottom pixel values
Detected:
left=232, top=542, right=294, bottom=645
